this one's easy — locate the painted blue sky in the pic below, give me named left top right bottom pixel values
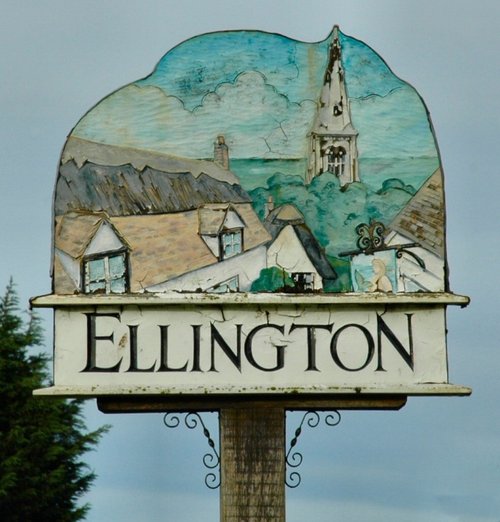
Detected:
left=73, top=28, right=436, bottom=160
left=138, top=30, right=329, bottom=108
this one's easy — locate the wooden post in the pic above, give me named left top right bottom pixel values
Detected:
left=220, top=407, right=285, bottom=522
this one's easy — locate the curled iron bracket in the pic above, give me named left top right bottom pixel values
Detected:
left=396, top=247, right=426, bottom=270
left=163, top=412, right=220, bottom=489
left=285, top=410, right=341, bottom=488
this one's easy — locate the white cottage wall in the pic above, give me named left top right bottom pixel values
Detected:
left=267, top=225, right=323, bottom=290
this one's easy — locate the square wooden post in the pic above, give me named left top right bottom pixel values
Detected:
left=220, top=407, right=285, bottom=522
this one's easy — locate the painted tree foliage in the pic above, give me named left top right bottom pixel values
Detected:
left=0, top=280, right=108, bottom=521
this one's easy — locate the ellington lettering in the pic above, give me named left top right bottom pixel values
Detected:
left=81, top=312, right=414, bottom=375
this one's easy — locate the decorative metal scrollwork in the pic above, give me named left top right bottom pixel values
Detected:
left=339, top=220, right=427, bottom=272
left=285, top=410, right=341, bottom=488
left=396, top=247, right=426, bottom=270
left=163, top=412, right=220, bottom=489
left=355, top=220, right=386, bottom=253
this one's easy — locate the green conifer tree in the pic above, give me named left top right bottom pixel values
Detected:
left=0, top=280, right=108, bottom=521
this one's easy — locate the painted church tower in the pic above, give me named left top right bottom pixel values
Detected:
left=306, top=26, right=359, bottom=189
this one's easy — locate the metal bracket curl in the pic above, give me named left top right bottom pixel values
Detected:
left=163, top=412, right=220, bottom=489
left=285, top=410, right=341, bottom=488
left=396, top=247, right=426, bottom=270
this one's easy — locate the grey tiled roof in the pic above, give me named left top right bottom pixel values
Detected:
left=388, top=168, right=445, bottom=257
left=55, top=138, right=251, bottom=217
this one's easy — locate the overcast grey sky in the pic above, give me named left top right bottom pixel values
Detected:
left=1, top=1, right=499, bottom=520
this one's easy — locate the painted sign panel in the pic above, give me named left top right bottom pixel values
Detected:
left=44, top=303, right=459, bottom=396
left=34, top=25, right=470, bottom=399
left=52, top=26, right=446, bottom=296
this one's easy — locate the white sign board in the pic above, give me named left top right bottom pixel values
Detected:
left=33, top=295, right=470, bottom=397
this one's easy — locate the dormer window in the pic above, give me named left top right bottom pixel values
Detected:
left=221, top=229, right=242, bottom=259
left=83, top=251, right=128, bottom=294
left=77, top=219, right=130, bottom=294
left=198, top=204, right=246, bottom=261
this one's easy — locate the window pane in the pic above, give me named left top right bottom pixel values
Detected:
left=84, top=254, right=128, bottom=294
left=109, top=254, right=125, bottom=277
left=222, top=230, right=242, bottom=258
left=88, top=259, right=105, bottom=281
left=228, top=277, right=238, bottom=291
left=89, top=280, right=106, bottom=293
left=110, top=277, right=126, bottom=294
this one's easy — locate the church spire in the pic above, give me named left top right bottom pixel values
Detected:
left=306, top=26, right=359, bottom=189
left=324, top=25, right=342, bottom=83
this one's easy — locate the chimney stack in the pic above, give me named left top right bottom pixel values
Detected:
left=214, top=135, right=229, bottom=169
left=265, top=195, right=274, bottom=218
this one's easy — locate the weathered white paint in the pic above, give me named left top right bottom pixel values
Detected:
left=34, top=383, right=471, bottom=397
left=386, top=231, right=445, bottom=292
left=31, top=292, right=470, bottom=307
left=55, top=248, right=80, bottom=288
left=201, top=234, right=220, bottom=257
left=37, top=301, right=467, bottom=396
left=267, top=225, right=322, bottom=290
left=85, top=221, right=124, bottom=255
left=146, top=245, right=267, bottom=292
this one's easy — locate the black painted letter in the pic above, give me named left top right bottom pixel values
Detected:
left=191, top=325, right=203, bottom=372
left=376, top=314, right=414, bottom=371
left=289, top=323, right=334, bottom=371
left=125, top=324, right=156, bottom=372
left=157, top=325, right=189, bottom=372
left=82, top=312, right=122, bottom=372
left=244, top=324, right=286, bottom=372
left=330, top=323, right=374, bottom=372
left=209, top=323, right=242, bottom=372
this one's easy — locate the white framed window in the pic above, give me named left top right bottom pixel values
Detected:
left=207, top=276, right=239, bottom=294
left=221, top=229, right=242, bottom=259
left=83, top=252, right=128, bottom=294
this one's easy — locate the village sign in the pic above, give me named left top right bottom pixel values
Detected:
left=32, top=25, right=470, bottom=404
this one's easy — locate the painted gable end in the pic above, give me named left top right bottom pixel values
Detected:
left=267, top=225, right=323, bottom=291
